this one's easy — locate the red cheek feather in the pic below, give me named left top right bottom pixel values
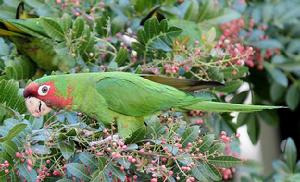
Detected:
left=35, top=82, right=73, bottom=109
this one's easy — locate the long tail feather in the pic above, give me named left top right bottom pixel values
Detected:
left=183, top=101, right=284, bottom=112
left=141, top=75, right=224, bottom=91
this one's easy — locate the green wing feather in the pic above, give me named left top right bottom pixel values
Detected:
left=95, top=73, right=195, bottom=116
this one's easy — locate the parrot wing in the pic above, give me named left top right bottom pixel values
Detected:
left=0, top=18, right=47, bottom=37
left=140, top=74, right=223, bottom=91
left=95, top=74, right=199, bottom=117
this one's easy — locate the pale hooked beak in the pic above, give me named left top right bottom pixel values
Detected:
left=25, top=97, right=52, bottom=117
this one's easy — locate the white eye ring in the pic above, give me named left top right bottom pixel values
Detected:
left=37, top=85, right=50, bottom=96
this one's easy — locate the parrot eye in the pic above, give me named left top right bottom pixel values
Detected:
left=38, top=85, right=50, bottom=96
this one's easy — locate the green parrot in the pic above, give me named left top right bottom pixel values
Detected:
left=23, top=72, right=280, bottom=138
left=0, top=3, right=74, bottom=71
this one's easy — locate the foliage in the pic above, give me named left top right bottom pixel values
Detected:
left=0, top=0, right=285, bottom=181
left=240, top=138, right=300, bottom=182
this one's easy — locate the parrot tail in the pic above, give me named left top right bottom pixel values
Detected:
left=141, top=74, right=223, bottom=91
left=0, top=19, right=24, bottom=37
left=182, top=101, right=284, bottom=113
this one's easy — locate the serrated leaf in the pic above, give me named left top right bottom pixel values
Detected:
left=40, top=17, right=64, bottom=41
left=133, top=17, right=182, bottom=57
left=105, top=164, right=126, bottom=181
left=223, top=66, right=249, bottom=79
left=0, top=123, right=27, bottom=142
left=208, top=143, right=225, bottom=154
left=198, top=134, right=214, bottom=152
left=78, top=152, right=98, bottom=169
left=72, top=17, right=84, bottom=39
left=17, top=163, right=37, bottom=182
left=115, top=48, right=128, bottom=65
left=95, top=16, right=108, bottom=36
left=58, top=140, right=74, bottom=160
left=181, top=125, right=199, bottom=147
left=191, top=165, right=209, bottom=182
left=67, top=163, right=91, bottom=181
left=61, top=14, right=72, bottom=32
left=0, top=80, right=26, bottom=113
left=2, top=140, right=17, bottom=157
left=202, top=162, right=222, bottom=181
left=126, top=126, right=146, bottom=143
left=208, top=156, right=241, bottom=168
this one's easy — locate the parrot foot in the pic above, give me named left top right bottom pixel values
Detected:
left=89, top=134, right=122, bottom=146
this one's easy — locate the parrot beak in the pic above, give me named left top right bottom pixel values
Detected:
left=23, top=82, right=39, bottom=98
left=25, top=97, right=52, bottom=117
left=24, top=82, right=53, bottom=117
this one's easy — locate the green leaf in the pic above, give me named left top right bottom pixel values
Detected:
left=58, top=140, right=75, bottom=160
left=98, top=157, right=108, bottom=171
left=215, top=80, right=243, bottom=93
left=67, top=163, right=91, bottom=181
left=72, top=17, right=85, bottom=39
left=207, top=67, right=224, bottom=81
left=2, top=140, right=17, bottom=157
left=283, top=138, right=297, bottom=171
left=206, top=27, right=216, bottom=43
left=285, top=83, right=300, bottom=110
left=95, top=16, right=108, bottom=36
left=253, top=39, right=283, bottom=49
left=0, top=79, right=27, bottom=113
left=247, top=119, right=260, bottom=144
left=106, top=163, right=126, bottom=181
left=78, top=152, right=98, bottom=169
left=203, top=162, right=222, bottom=181
left=126, top=126, right=146, bottom=143
left=230, top=91, right=249, bottom=104
left=270, top=82, right=286, bottom=102
left=184, top=0, right=199, bottom=21
left=17, top=163, right=37, bottom=182
left=40, top=17, right=64, bottom=41
left=272, top=160, right=291, bottom=174
left=191, top=165, right=209, bottom=182
left=257, top=110, right=279, bottom=126
left=198, top=134, right=214, bottom=152
left=5, top=56, right=36, bottom=80
left=31, top=144, right=50, bottom=155
left=264, top=62, right=288, bottom=87
left=61, top=14, right=72, bottom=32
left=115, top=48, right=128, bottom=65
left=132, top=18, right=182, bottom=57
left=223, top=66, right=249, bottom=79
left=208, top=156, right=241, bottom=168
left=56, top=178, right=73, bottom=182
left=0, top=123, right=27, bottom=142
left=208, top=142, right=225, bottom=154
left=181, top=125, right=199, bottom=147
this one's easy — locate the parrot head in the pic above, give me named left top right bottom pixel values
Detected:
left=23, top=77, right=73, bottom=117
